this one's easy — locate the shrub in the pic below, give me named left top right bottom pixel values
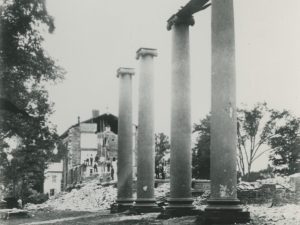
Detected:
left=26, top=192, right=48, bottom=204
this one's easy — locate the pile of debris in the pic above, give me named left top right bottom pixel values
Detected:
left=193, top=190, right=210, bottom=210
left=154, top=183, right=170, bottom=199
left=26, top=180, right=117, bottom=211
left=26, top=180, right=173, bottom=211
left=249, top=204, right=300, bottom=225
left=237, top=175, right=298, bottom=204
left=25, top=174, right=299, bottom=212
left=237, top=176, right=293, bottom=191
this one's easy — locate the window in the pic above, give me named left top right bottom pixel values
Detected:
left=50, top=189, right=55, bottom=196
left=52, top=175, right=57, bottom=183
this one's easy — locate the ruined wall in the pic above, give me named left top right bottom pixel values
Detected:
left=68, top=127, right=81, bottom=167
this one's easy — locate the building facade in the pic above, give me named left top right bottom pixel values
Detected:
left=44, top=161, right=63, bottom=196
left=60, top=110, right=137, bottom=190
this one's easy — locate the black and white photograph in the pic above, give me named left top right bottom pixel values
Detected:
left=0, top=0, right=300, bottom=224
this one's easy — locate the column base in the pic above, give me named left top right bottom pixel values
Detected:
left=157, top=198, right=199, bottom=219
left=131, top=198, right=162, bottom=213
left=110, top=198, right=134, bottom=213
left=201, top=199, right=250, bottom=224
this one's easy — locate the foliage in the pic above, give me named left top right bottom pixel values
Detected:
left=0, top=0, right=64, bottom=199
left=192, top=115, right=210, bottom=179
left=154, top=133, right=170, bottom=167
left=51, top=140, right=68, bottom=162
left=237, top=103, right=269, bottom=178
left=236, top=103, right=300, bottom=179
left=268, top=115, right=300, bottom=175
left=25, top=190, right=48, bottom=204
left=192, top=103, right=300, bottom=180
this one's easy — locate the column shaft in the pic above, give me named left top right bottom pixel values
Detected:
left=168, top=22, right=193, bottom=209
left=209, top=0, right=237, bottom=204
left=204, top=2, right=250, bottom=223
left=117, top=69, right=134, bottom=206
left=135, top=48, right=158, bottom=210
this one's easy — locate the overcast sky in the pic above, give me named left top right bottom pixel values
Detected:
left=44, top=0, right=300, bottom=170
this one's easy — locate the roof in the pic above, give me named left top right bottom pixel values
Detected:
left=60, top=113, right=119, bottom=139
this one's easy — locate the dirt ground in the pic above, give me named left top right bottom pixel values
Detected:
left=0, top=209, right=264, bottom=225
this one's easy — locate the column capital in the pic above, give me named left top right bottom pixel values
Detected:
left=167, top=15, right=195, bottom=31
left=136, top=48, right=158, bottom=60
left=117, top=67, right=135, bottom=78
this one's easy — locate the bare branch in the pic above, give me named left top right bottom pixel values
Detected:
left=252, top=148, right=275, bottom=162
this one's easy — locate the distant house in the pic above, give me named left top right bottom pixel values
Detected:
left=44, top=160, right=63, bottom=196
left=59, top=110, right=137, bottom=190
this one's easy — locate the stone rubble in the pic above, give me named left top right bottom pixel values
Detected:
left=155, top=183, right=170, bottom=199
left=249, top=204, right=300, bottom=225
left=26, top=180, right=117, bottom=211
left=25, top=180, right=173, bottom=212
left=24, top=175, right=300, bottom=225
left=237, top=175, right=293, bottom=191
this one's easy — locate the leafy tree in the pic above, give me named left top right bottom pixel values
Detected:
left=155, top=133, right=170, bottom=167
left=269, top=116, right=300, bottom=175
left=0, top=0, right=64, bottom=199
left=237, top=104, right=300, bottom=179
left=192, top=103, right=300, bottom=181
left=236, top=103, right=269, bottom=178
left=192, top=115, right=210, bottom=179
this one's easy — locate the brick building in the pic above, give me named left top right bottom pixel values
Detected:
left=60, top=110, right=137, bottom=190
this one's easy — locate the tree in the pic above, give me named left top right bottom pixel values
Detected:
left=154, top=133, right=170, bottom=167
left=192, top=115, right=210, bottom=179
left=0, top=0, right=64, bottom=200
left=269, top=116, right=300, bottom=175
left=236, top=103, right=269, bottom=178
left=192, top=103, right=300, bottom=181
left=237, top=104, right=300, bottom=179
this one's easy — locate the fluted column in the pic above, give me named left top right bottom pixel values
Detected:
left=204, top=0, right=250, bottom=223
left=116, top=67, right=135, bottom=210
left=134, top=48, right=160, bottom=212
left=165, top=15, right=195, bottom=214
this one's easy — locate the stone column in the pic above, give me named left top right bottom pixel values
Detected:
left=164, top=15, right=196, bottom=216
left=115, top=67, right=135, bottom=211
left=134, top=48, right=160, bottom=213
left=204, top=0, right=250, bottom=223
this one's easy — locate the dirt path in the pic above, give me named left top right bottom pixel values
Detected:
left=18, top=212, right=161, bottom=225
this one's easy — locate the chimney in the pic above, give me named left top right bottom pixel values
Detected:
left=92, top=109, right=100, bottom=118
left=77, top=116, right=80, bottom=124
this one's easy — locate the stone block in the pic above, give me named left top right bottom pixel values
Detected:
left=192, top=180, right=211, bottom=193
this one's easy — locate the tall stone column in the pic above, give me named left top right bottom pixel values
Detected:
left=115, top=67, right=135, bottom=211
left=204, top=0, right=250, bottom=223
left=134, top=48, right=160, bottom=213
left=163, top=15, right=196, bottom=216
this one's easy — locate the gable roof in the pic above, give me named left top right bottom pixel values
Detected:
left=60, top=113, right=118, bottom=139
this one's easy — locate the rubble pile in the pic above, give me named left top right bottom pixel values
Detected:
left=237, top=175, right=298, bottom=204
left=26, top=181, right=172, bottom=211
left=154, top=183, right=170, bottom=206
left=249, top=204, right=300, bottom=225
left=154, top=183, right=170, bottom=199
left=25, top=174, right=298, bottom=213
left=26, top=180, right=117, bottom=211
left=238, top=181, right=261, bottom=190
left=237, top=176, right=292, bottom=191
left=193, top=190, right=210, bottom=210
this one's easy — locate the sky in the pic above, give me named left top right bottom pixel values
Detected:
left=43, top=0, right=300, bottom=170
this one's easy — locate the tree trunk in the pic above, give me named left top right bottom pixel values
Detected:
left=246, top=164, right=252, bottom=181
